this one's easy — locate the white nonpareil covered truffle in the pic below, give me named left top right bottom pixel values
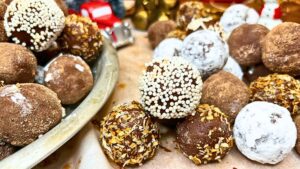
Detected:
left=223, top=56, right=243, bottom=80
left=234, top=101, right=297, bottom=164
left=140, top=57, right=202, bottom=119
left=181, top=30, right=228, bottom=78
left=153, top=38, right=182, bottom=59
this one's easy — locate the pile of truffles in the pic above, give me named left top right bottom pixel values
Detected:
left=100, top=2, right=300, bottom=167
left=0, top=0, right=103, bottom=160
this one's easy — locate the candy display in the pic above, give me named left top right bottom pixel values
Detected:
left=4, top=0, right=65, bottom=52
left=100, top=101, right=159, bottom=167
left=140, top=57, right=202, bottom=119
left=0, top=43, right=37, bottom=84
left=0, top=84, right=63, bottom=146
left=153, top=38, right=182, bottom=59
left=262, top=22, right=300, bottom=76
left=223, top=56, right=244, bottom=80
left=0, top=142, right=15, bottom=160
left=177, top=104, right=233, bottom=165
left=59, top=14, right=103, bottom=63
left=181, top=30, right=228, bottom=78
left=44, top=54, right=94, bottom=105
left=201, top=71, right=250, bottom=123
left=234, top=101, right=296, bottom=164
left=148, top=20, right=177, bottom=48
left=250, top=74, right=300, bottom=116
left=228, top=24, right=269, bottom=67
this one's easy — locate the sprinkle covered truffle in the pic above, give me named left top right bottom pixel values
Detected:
left=59, top=14, right=103, bottom=63
left=250, top=74, right=300, bottom=116
left=100, top=101, right=159, bottom=167
left=4, top=0, right=65, bottom=52
left=140, top=57, right=202, bottom=119
left=176, top=104, right=233, bottom=165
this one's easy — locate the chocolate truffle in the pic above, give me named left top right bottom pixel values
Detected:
left=4, top=0, right=65, bottom=52
left=243, top=64, right=273, bottom=83
left=181, top=30, right=228, bottom=78
left=176, top=1, right=204, bottom=29
left=201, top=71, right=250, bottom=123
left=153, top=38, right=182, bottom=59
left=0, top=43, right=37, bottom=84
left=59, top=14, right=103, bottom=63
left=0, top=1, right=7, bottom=20
left=223, top=56, right=243, bottom=80
left=34, top=41, right=62, bottom=66
left=44, top=54, right=94, bottom=105
left=220, top=4, right=259, bottom=35
left=0, top=142, right=15, bottom=160
left=234, top=101, right=296, bottom=164
left=148, top=20, right=177, bottom=49
left=140, top=57, right=203, bottom=119
left=228, top=24, right=269, bottom=67
left=100, top=101, right=159, bottom=167
left=250, top=74, right=300, bottom=116
left=55, top=0, right=69, bottom=16
left=262, top=22, right=300, bottom=76
left=177, top=104, right=233, bottom=165
left=0, top=83, right=63, bottom=146
left=167, top=29, right=187, bottom=40
left=0, top=21, right=8, bottom=42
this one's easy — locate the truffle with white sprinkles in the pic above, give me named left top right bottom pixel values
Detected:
left=140, top=57, right=202, bottom=119
left=4, top=0, right=65, bottom=52
left=100, top=101, right=159, bottom=167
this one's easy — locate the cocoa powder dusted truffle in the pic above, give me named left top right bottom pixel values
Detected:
left=0, top=1, right=7, bottom=20
left=148, top=20, right=177, bottom=48
left=0, top=83, right=63, bottom=146
left=228, top=24, right=269, bottom=67
left=176, top=1, right=204, bottom=29
left=59, top=14, right=103, bottom=63
left=250, top=74, right=300, bottom=116
left=4, top=0, right=65, bottom=52
left=0, top=142, right=15, bottom=160
left=262, top=22, right=300, bottom=76
left=140, top=57, right=203, bottom=119
left=0, top=43, right=37, bottom=84
left=100, top=101, right=159, bottom=167
left=44, top=54, right=93, bottom=105
left=176, top=104, right=233, bottom=165
left=201, top=71, right=250, bottom=123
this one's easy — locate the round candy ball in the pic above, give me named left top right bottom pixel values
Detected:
left=153, top=38, right=183, bottom=59
left=177, top=104, right=233, bottom=165
left=250, top=74, right=300, bottom=116
left=0, top=43, right=37, bottom=84
left=44, top=54, right=94, bottom=105
left=4, top=0, right=65, bottom=52
left=0, top=142, right=15, bottom=160
left=223, top=56, right=243, bottom=80
left=176, top=1, right=204, bottom=29
left=148, top=20, right=177, bottom=49
left=181, top=30, right=228, bottom=78
left=228, top=24, right=269, bottom=67
left=234, top=101, right=297, bottom=164
left=0, top=83, right=63, bottom=146
left=262, top=22, right=300, bottom=76
left=140, top=57, right=202, bottom=119
left=59, top=14, right=103, bottom=63
left=220, top=4, right=259, bottom=35
left=100, top=101, right=159, bottom=167
left=201, top=71, right=250, bottom=123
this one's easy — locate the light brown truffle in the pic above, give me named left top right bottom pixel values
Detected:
left=0, top=83, right=63, bottom=146
left=44, top=54, right=94, bottom=105
left=262, top=22, right=300, bottom=76
left=148, top=20, right=177, bottom=48
left=0, top=142, right=15, bottom=160
left=0, top=43, right=37, bottom=84
left=201, top=71, right=250, bottom=123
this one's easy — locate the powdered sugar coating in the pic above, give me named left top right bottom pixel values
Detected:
left=234, top=101, right=296, bottom=164
left=181, top=30, right=228, bottom=77
left=223, top=56, right=243, bottom=80
left=153, top=38, right=183, bottom=59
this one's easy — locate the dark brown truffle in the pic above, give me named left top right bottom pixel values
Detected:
left=0, top=1, right=7, bottom=20
left=59, top=14, right=103, bottom=63
left=250, top=74, right=300, bottom=116
left=201, top=71, right=250, bottom=123
left=176, top=104, right=233, bottom=165
left=148, top=20, right=177, bottom=48
left=0, top=83, right=63, bottom=146
left=176, top=1, right=204, bottom=29
left=228, top=24, right=269, bottom=67
left=55, top=0, right=68, bottom=16
left=295, top=115, right=300, bottom=155
left=243, top=64, right=273, bottom=84
left=0, top=142, right=15, bottom=160
left=0, top=21, right=8, bottom=42
left=100, top=101, right=159, bottom=167
left=44, top=54, right=94, bottom=105
left=0, top=43, right=37, bottom=84
left=262, top=22, right=300, bottom=76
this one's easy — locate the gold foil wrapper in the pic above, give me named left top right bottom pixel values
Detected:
left=132, top=8, right=149, bottom=30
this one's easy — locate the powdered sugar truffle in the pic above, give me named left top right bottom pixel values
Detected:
left=223, top=56, right=243, bottom=80
left=234, top=101, right=297, bottom=164
left=153, top=38, right=182, bottom=59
